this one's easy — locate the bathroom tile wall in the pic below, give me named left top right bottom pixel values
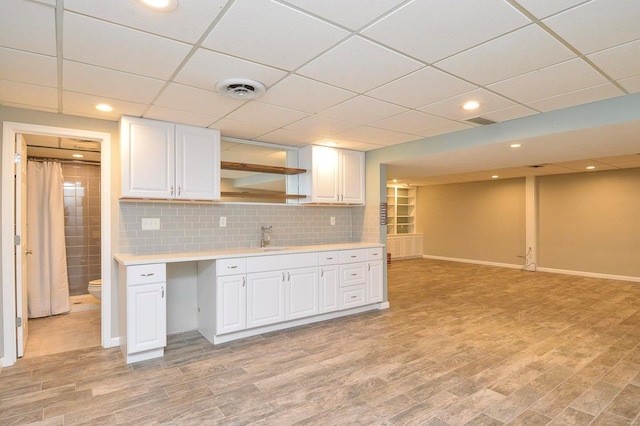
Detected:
left=119, top=202, right=364, bottom=254
left=62, top=163, right=101, bottom=295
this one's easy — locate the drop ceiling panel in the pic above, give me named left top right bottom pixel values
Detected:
left=282, top=0, right=405, bottom=30
left=257, top=129, right=317, bottom=146
left=260, top=75, right=356, bottom=114
left=371, top=110, right=450, bottom=133
left=318, top=96, right=407, bottom=125
left=419, top=89, right=517, bottom=120
left=587, top=39, right=640, bottom=80
left=414, top=121, right=472, bottom=138
left=514, top=0, right=590, bottom=19
left=225, top=102, right=309, bottom=128
left=63, top=61, right=165, bottom=104
left=597, top=154, right=640, bottom=168
left=63, top=12, right=192, bottom=80
left=211, top=118, right=277, bottom=140
left=374, top=132, right=423, bottom=146
left=202, top=0, right=349, bottom=70
left=0, top=80, right=57, bottom=109
left=334, top=125, right=401, bottom=143
left=619, top=75, right=640, bottom=94
left=0, top=0, right=56, bottom=55
left=482, top=105, right=538, bottom=123
left=366, top=67, right=477, bottom=108
left=363, top=0, right=530, bottom=63
left=62, top=91, right=146, bottom=120
left=488, top=58, right=608, bottom=103
left=436, top=25, right=576, bottom=86
left=175, top=48, right=287, bottom=92
left=527, top=83, right=623, bottom=112
left=298, top=36, right=423, bottom=93
left=154, top=83, right=245, bottom=117
left=284, top=116, right=358, bottom=136
left=144, top=106, right=219, bottom=128
left=0, top=47, right=57, bottom=87
left=63, top=0, right=228, bottom=44
left=543, top=0, right=640, bottom=54
left=553, top=159, right=617, bottom=172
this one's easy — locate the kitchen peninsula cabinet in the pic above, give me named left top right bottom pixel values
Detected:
left=298, top=145, right=364, bottom=205
left=120, top=116, right=220, bottom=201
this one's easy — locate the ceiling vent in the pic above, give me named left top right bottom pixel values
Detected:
left=465, top=117, right=496, bottom=126
left=216, top=78, right=266, bottom=100
left=528, top=164, right=548, bottom=168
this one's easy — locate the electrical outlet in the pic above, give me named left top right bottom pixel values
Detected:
left=141, top=218, right=160, bottom=230
left=330, top=217, right=335, bottom=226
left=219, top=216, right=227, bottom=227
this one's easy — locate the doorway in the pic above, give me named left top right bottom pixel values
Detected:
left=2, top=122, right=112, bottom=367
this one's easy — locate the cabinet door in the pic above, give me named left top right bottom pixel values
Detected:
left=311, top=145, right=340, bottom=202
left=127, top=282, right=166, bottom=354
left=368, top=260, right=384, bottom=303
left=402, top=237, right=413, bottom=258
left=340, top=149, right=365, bottom=204
left=319, top=265, right=339, bottom=314
left=247, top=271, right=286, bottom=328
left=175, top=125, right=220, bottom=200
left=286, top=267, right=318, bottom=320
left=412, top=235, right=423, bottom=257
left=216, top=274, right=246, bottom=335
left=121, top=116, right=175, bottom=198
left=387, top=237, right=403, bottom=259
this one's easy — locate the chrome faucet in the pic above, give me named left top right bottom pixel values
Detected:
left=260, top=226, right=273, bottom=248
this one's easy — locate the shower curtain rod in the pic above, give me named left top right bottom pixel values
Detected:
left=27, top=156, right=100, bottom=166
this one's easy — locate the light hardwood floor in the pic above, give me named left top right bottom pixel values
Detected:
left=1, top=259, right=639, bottom=425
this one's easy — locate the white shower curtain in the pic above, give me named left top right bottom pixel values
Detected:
left=27, top=160, right=70, bottom=318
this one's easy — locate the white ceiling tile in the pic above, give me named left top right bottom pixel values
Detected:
left=374, top=132, right=423, bottom=145
left=0, top=101, right=58, bottom=114
left=175, top=48, right=287, bottom=92
left=0, top=0, right=56, bottom=55
left=318, top=96, right=407, bottom=124
left=298, top=36, right=423, bottom=93
left=155, top=83, right=245, bottom=117
left=283, top=0, right=405, bottom=30
left=597, top=154, right=640, bottom=168
left=619, top=75, right=640, bottom=94
left=481, top=105, right=538, bottom=123
left=543, top=0, right=640, bottom=54
left=64, top=0, right=228, bottom=44
left=310, top=138, right=369, bottom=150
left=419, top=89, right=517, bottom=120
left=413, top=121, right=472, bottom=138
left=334, top=126, right=401, bottom=143
left=31, top=0, right=56, bottom=5
left=226, top=102, right=309, bottom=128
left=366, top=67, right=476, bottom=108
left=0, top=47, right=57, bottom=87
left=144, top=106, right=219, bottom=128
left=63, top=61, right=165, bottom=104
left=515, top=0, right=590, bottom=19
left=436, top=25, right=576, bottom=85
left=211, top=118, right=277, bottom=140
left=487, top=59, right=608, bottom=103
left=527, top=83, right=624, bottom=112
left=257, top=129, right=316, bottom=146
left=63, top=12, right=192, bottom=80
left=339, top=141, right=386, bottom=151
left=587, top=39, right=640, bottom=80
left=260, top=75, right=356, bottom=114
left=284, top=116, right=358, bottom=136
left=363, top=0, right=530, bottom=63
left=371, top=110, right=450, bottom=133
left=0, top=79, right=57, bottom=109
left=62, top=91, right=146, bottom=120
left=203, top=0, right=348, bottom=70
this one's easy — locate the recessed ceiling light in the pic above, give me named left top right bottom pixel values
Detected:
left=72, top=154, right=84, bottom=158
left=463, top=101, right=480, bottom=110
left=95, top=103, right=113, bottom=112
left=586, top=165, right=596, bottom=170
left=137, top=0, right=178, bottom=11
left=491, top=175, right=499, bottom=179
left=510, top=143, right=521, bottom=148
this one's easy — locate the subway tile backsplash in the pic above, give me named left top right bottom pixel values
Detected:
left=119, top=202, right=367, bottom=254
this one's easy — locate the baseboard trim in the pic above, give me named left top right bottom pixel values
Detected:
left=422, top=255, right=522, bottom=270
left=108, top=337, right=121, bottom=348
left=378, top=301, right=390, bottom=310
left=536, top=267, right=640, bottom=283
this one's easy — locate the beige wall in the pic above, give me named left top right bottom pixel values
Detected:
left=416, top=178, right=526, bottom=264
left=538, top=168, right=640, bottom=277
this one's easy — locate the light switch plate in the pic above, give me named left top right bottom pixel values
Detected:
left=142, top=218, right=160, bottom=230
left=220, top=216, right=227, bottom=227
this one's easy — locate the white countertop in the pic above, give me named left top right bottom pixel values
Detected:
left=114, top=242, right=384, bottom=266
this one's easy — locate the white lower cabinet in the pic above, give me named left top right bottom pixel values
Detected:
left=368, top=260, right=384, bottom=303
left=319, top=264, right=339, bottom=313
left=247, top=271, right=286, bottom=328
left=216, top=274, right=246, bottom=335
left=286, top=267, right=319, bottom=320
left=387, top=234, right=423, bottom=259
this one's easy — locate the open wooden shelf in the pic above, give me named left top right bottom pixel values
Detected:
left=221, top=161, right=306, bottom=175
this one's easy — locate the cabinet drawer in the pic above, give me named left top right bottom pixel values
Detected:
left=367, top=247, right=383, bottom=261
left=319, top=251, right=340, bottom=266
left=340, top=263, right=366, bottom=287
left=126, top=263, right=166, bottom=285
left=340, top=284, right=367, bottom=309
left=339, top=249, right=366, bottom=264
left=217, top=258, right=247, bottom=276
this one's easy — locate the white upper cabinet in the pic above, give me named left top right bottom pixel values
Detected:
left=298, top=145, right=364, bottom=205
left=120, top=116, right=220, bottom=200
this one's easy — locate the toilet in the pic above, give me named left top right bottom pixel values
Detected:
left=88, top=279, right=102, bottom=300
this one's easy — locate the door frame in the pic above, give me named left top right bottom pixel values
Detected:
left=2, top=121, right=112, bottom=367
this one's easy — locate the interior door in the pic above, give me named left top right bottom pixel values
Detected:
left=15, top=134, right=28, bottom=357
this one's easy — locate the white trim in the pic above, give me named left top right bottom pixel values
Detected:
left=2, top=122, right=112, bottom=367
left=422, top=255, right=522, bottom=270
left=536, top=267, right=640, bottom=283
left=378, top=301, right=390, bottom=309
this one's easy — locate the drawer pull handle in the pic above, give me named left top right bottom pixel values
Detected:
left=351, top=273, right=357, bottom=276
left=161, top=286, right=164, bottom=298
left=141, top=273, right=155, bottom=277
left=350, top=255, right=357, bottom=258
left=372, top=253, right=379, bottom=256
left=321, top=268, right=324, bottom=277
left=228, top=265, right=238, bottom=269
left=326, top=257, right=333, bottom=260
left=351, top=295, right=357, bottom=299
left=243, top=277, right=245, bottom=287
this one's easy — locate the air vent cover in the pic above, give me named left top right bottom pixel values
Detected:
left=465, top=117, right=497, bottom=126
left=216, top=78, right=266, bottom=100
